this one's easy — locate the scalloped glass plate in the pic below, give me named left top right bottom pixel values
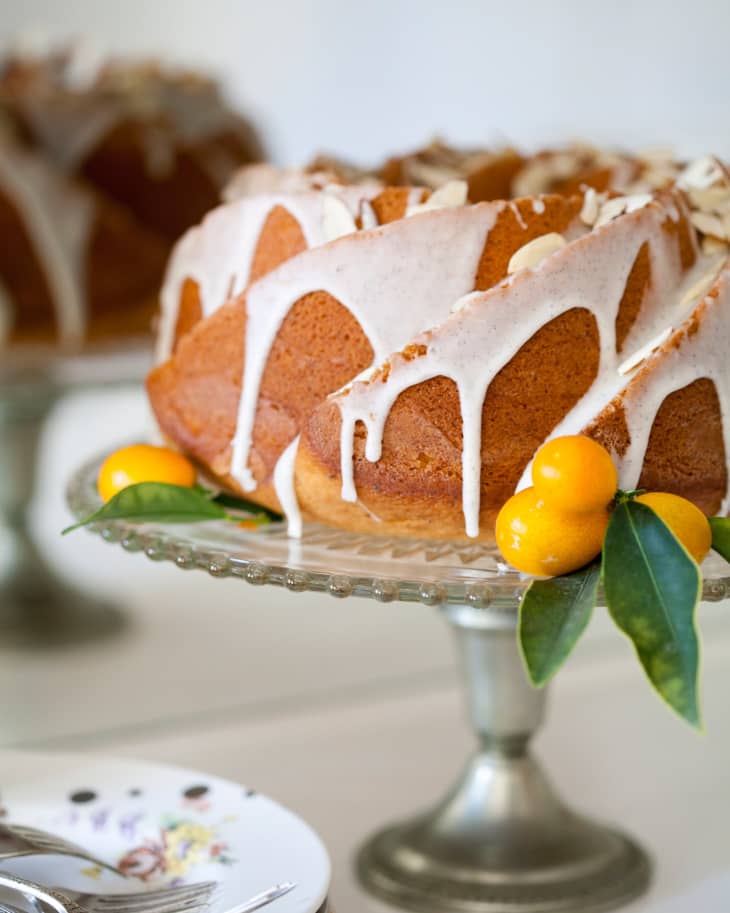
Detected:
left=67, top=449, right=730, bottom=609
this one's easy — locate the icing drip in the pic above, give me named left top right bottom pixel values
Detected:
left=156, top=184, right=382, bottom=361
left=230, top=203, right=505, bottom=492
left=0, top=145, right=94, bottom=346
left=509, top=201, right=527, bottom=229
left=613, top=269, right=730, bottom=513
left=332, top=198, right=708, bottom=538
left=515, top=247, right=725, bottom=489
left=273, top=435, right=303, bottom=537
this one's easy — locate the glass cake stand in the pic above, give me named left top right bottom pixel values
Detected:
left=0, top=347, right=150, bottom=645
left=67, top=450, right=730, bottom=913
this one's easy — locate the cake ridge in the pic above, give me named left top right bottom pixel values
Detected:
left=325, top=194, right=698, bottom=537
left=156, top=182, right=389, bottom=362
left=228, top=198, right=552, bottom=495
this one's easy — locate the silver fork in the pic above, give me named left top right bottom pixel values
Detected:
left=0, top=825, right=120, bottom=875
left=0, top=874, right=216, bottom=913
left=51, top=883, right=218, bottom=913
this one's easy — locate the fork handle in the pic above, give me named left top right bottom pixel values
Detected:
left=0, top=872, right=83, bottom=913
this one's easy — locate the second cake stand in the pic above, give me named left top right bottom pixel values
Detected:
left=66, top=451, right=730, bottom=913
left=1, top=349, right=149, bottom=645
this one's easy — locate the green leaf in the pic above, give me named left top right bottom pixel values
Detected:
left=63, top=482, right=228, bottom=534
left=603, top=500, right=702, bottom=728
left=519, top=561, right=600, bottom=687
left=211, top=490, right=282, bottom=521
left=710, top=517, right=730, bottom=563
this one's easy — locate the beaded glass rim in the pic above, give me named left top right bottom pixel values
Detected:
left=67, top=449, right=730, bottom=610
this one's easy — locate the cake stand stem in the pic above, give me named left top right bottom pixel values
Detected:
left=0, top=381, right=125, bottom=646
left=356, top=603, right=651, bottom=913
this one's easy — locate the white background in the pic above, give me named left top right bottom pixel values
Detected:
left=1, top=0, right=729, bottom=165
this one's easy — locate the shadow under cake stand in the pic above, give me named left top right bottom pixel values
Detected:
left=0, top=348, right=150, bottom=645
left=67, top=450, right=730, bottom=913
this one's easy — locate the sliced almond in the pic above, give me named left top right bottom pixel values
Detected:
left=322, top=192, right=358, bottom=241
left=595, top=193, right=652, bottom=228
left=618, top=326, right=673, bottom=376
left=507, top=232, right=566, bottom=274
left=512, top=151, right=580, bottom=197
left=702, top=235, right=730, bottom=255
left=406, top=179, right=468, bottom=217
left=679, top=155, right=725, bottom=191
left=686, top=184, right=730, bottom=215
left=405, top=159, right=460, bottom=189
left=579, top=187, right=604, bottom=226
left=690, top=210, right=728, bottom=240
left=679, top=268, right=722, bottom=309
left=359, top=199, right=378, bottom=230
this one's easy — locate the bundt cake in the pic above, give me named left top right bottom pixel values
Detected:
left=311, top=140, right=681, bottom=203
left=156, top=166, right=427, bottom=358
left=0, top=42, right=263, bottom=240
left=0, top=132, right=168, bottom=348
left=0, top=41, right=263, bottom=351
left=147, top=148, right=730, bottom=542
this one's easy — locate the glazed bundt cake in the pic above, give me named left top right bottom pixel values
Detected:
left=0, top=41, right=263, bottom=351
left=156, top=166, right=428, bottom=358
left=147, top=147, right=730, bottom=542
left=0, top=132, right=168, bottom=348
left=311, top=140, right=681, bottom=203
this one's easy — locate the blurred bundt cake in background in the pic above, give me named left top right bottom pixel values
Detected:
left=0, top=38, right=264, bottom=351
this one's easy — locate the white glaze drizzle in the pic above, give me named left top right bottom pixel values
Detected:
left=611, top=270, right=730, bottom=514
left=229, top=202, right=508, bottom=492
left=273, top=435, right=303, bottom=537
left=509, top=200, right=527, bottom=229
left=0, top=144, right=95, bottom=346
left=332, top=195, right=716, bottom=537
left=515, top=247, right=725, bottom=490
left=156, top=184, right=382, bottom=361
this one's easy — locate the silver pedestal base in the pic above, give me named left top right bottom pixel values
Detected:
left=357, top=605, right=651, bottom=913
left=357, top=752, right=650, bottom=913
left=1, top=376, right=126, bottom=647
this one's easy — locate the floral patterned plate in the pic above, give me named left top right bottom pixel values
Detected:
left=0, top=751, right=330, bottom=913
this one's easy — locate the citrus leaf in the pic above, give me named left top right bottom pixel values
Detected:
left=211, top=490, right=282, bottom=521
left=710, top=517, right=730, bottom=563
left=519, top=561, right=600, bottom=687
left=603, top=500, right=702, bottom=728
left=63, top=482, right=228, bottom=534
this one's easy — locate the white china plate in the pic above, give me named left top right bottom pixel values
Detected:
left=0, top=751, right=330, bottom=913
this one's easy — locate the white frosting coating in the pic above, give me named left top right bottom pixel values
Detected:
left=331, top=195, right=724, bottom=537
left=222, top=164, right=380, bottom=202
left=0, top=144, right=95, bottom=346
left=229, top=202, right=507, bottom=492
left=156, top=184, right=382, bottom=361
left=602, top=266, right=730, bottom=514
left=274, top=435, right=303, bottom=538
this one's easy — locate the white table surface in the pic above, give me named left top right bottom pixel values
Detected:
left=2, top=388, right=729, bottom=912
